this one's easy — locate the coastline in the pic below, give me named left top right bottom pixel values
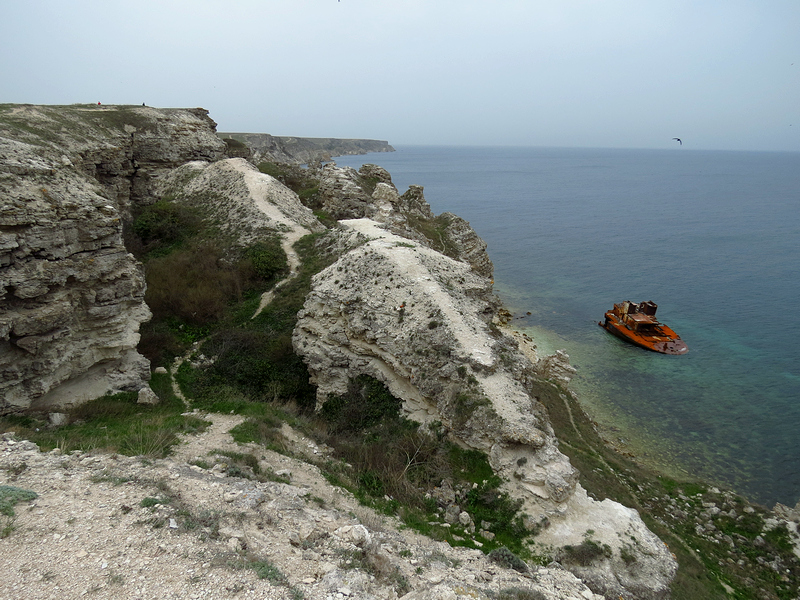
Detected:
left=330, top=146, right=770, bottom=505
left=329, top=144, right=800, bottom=509
left=495, top=281, right=743, bottom=500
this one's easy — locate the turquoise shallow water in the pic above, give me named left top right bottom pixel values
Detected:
left=333, top=146, right=800, bottom=506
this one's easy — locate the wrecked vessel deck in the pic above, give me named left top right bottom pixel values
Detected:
left=599, top=300, right=688, bottom=355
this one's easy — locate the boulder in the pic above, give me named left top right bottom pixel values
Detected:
left=137, top=386, right=160, bottom=405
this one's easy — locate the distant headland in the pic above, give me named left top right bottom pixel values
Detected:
left=217, top=132, right=394, bottom=165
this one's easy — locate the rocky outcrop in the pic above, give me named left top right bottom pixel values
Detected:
left=218, top=132, right=394, bottom=165
left=1, top=104, right=226, bottom=219
left=0, top=104, right=225, bottom=413
left=292, top=165, right=677, bottom=599
left=0, top=185, right=150, bottom=412
left=154, top=157, right=325, bottom=247
left=315, top=163, right=493, bottom=278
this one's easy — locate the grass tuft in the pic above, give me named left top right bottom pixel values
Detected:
left=0, top=485, right=38, bottom=538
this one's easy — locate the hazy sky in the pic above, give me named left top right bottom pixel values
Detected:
left=2, top=0, right=798, bottom=151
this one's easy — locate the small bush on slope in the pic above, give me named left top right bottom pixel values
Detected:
left=1, top=485, right=38, bottom=538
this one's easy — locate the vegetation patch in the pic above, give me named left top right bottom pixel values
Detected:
left=452, top=391, right=491, bottom=429
left=498, top=588, right=546, bottom=600
left=210, top=449, right=290, bottom=484
left=140, top=496, right=170, bottom=508
left=1, top=485, right=38, bottom=538
left=488, top=546, right=529, bottom=572
left=338, top=543, right=411, bottom=595
left=228, top=416, right=284, bottom=449
left=127, top=191, right=289, bottom=368
left=129, top=199, right=204, bottom=259
left=227, top=552, right=305, bottom=599
left=179, top=232, right=336, bottom=409
left=313, top=375, right=531, bottom=556
left=531, top=376, right=800, bottom=600
left=556, top=539, right=612, bottom=567
left=406, top=213, right=460, bottom=259
left=257, top=161, right=320, bottom=208
left=0, top=390, right=209, bottom=458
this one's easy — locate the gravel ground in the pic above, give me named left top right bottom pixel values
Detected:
left=1, top=414, right=602, bottom=600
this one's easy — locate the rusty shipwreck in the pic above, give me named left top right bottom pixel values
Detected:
left=599, top=300, right=688, bottom=355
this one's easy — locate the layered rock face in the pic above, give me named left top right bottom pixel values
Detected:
left=293, top=164, right=677, bottom=599
left=0, top=104, right=225, bottom=413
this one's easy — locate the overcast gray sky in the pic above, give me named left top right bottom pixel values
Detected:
left=2, top=0, right=798, bottom=151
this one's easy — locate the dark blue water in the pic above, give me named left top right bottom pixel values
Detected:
left=333, top=146, right=800, bottom=507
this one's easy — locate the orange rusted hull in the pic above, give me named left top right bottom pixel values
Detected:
left=599, top=301, right=688, bottom=355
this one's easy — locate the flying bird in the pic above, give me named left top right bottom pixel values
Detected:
left=673, top=138, right=682, bottom=145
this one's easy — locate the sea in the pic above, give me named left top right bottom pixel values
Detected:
left=332, top=145, right=800, bottom=508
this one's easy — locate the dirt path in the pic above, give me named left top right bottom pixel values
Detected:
left=251, top=225, right=307, bottom=319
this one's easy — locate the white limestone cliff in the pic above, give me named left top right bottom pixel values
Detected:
left=293, top=165, right=677, bottom=599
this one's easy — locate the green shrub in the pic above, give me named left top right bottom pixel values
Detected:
left=228, top=416, right=282, bottom=447
left=243, top=239, right=288, bottom=281
left=136, top=320, right=185, bottom=367
left=131, top=199, right=203, bottom=258
left=498, top=588, right=546, bottom=600
left=0, top=486, right=38, bottom=519
left=557, top=539, right=612, bottom=567
left=257, top=162, right=283, bottom=179
left=229, top=552, right=293, bottom=589
left=120, top=423, right=177, bottom=458
left=1, top=485, right=38, bottom=537
left=320, top=375, right=404, bottom=435
left=452, top=392, right=490, bottom=429
left=144, top=241, right=248, bottom=325
left=189, top=329, right=314, bottom=404
left=488, top=546, right=528, bottom=572
left=140, top=496, right=169, bottom=508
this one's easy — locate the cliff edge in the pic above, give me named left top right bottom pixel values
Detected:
left=293, top=163, right=677, bottom=599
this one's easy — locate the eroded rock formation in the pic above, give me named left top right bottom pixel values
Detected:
left=293, top=163, right=677, bottom=599
left=155, top=157, right=325, bottom=246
